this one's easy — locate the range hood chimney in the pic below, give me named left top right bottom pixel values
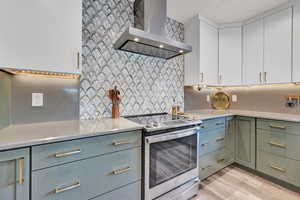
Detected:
left=114, top=0, right=192, bottom=60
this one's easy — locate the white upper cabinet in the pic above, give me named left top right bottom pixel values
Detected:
left=263, top=8, right=292, bottom=84
left=219, top=27, right=242, bottom=86
left=184, top=16, right=218, bottom=86
left=293, top=4, right=300, bottom=82
left=243, top=20, right=264, bottom=85
left=0, top=0, right=82, bottom=74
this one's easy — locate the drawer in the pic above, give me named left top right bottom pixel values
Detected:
left=257, top=119, right=300, bottom=135
left=200, top=118, right=226, bottom=132
left=32, top=147, right=141, bottom=200
left=199, top=148, right=233, bottom=180
left=257, top=129, right=300, bottom=161
left=257, top=150, right=300, bottom=187
left=32, top=130, right=141, bottom=170
left=199, top=129, right=225, bottom=157
left=92, top=181, right=141, bottom=200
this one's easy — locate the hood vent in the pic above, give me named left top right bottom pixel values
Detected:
left=114, top=0, right=192, bottom=59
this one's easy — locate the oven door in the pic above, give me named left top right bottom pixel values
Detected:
left=144, top=127, right=199, bottom=200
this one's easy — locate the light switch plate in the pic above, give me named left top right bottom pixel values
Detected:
left=206, top=95, right=210, bottom=102
left=32, top=93, right=44, bottom=107
left=232, top=95, right=238, bottom=102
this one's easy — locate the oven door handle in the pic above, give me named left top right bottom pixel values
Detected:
left=145, top=127, right=199, bottom=144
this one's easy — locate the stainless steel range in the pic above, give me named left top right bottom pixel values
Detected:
left=126, top=113, right=202, bottom=200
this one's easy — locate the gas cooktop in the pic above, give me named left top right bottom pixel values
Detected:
left=125, top=113, right=202, bottom=132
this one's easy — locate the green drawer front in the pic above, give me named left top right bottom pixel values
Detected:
left=199, top=128, right=225, bottom=157
left=257, top=129, right=300, bottom=161
left=199, top=148, right=234, bottom=180
left=200, top=117, right=226, bottom=132
left=32, top=147, right=141, bottom=200
left=32, top=130, right=141, bottom=170
left=257, top=151, right=300, bottom=187
left=92, top=181, right=141, bottom=200
left=257, top=119, right=300, bottom=135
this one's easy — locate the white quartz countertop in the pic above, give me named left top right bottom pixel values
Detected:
left=185, top=109, right=300, bottom=122
left=0, top=118, right=143, bottom=151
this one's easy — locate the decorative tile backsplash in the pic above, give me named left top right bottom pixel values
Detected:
left=81, top=0, right=185, bottom=119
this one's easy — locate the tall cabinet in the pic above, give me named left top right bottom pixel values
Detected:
left=184, top=16, right=219, bottom=86
left=219, top=27, right=242, bottom=86
left=0, top=0, right=82, bottom=74
left=0, top=148, right=30, bottom=200
left=263, top=8, right=292, bottom=84
left=293, top=4, right=300, bottom=82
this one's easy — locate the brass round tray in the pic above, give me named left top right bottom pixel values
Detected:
left=211, top=91, right=230, bottom=110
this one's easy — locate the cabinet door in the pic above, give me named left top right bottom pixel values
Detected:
left=225, top=116, right=235, bottom=163
left=264, top=8, right=292, bottom=83
left=235, top=117, right=256, bottom=169
left=219, top=27, right=242, bottom=86
left=184, top=17, right=200, bottom=86
left=0, top=0, right=82, bottom=74
left=243, top=20, right=264, bottom=85
left=293, top=4, right=300, bottom=82
left=0, top=148, right=30, bottom=200
left=200, top=21, right=219, bottom=85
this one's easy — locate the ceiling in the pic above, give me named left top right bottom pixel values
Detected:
left=167, top=0, right=290, bottom=24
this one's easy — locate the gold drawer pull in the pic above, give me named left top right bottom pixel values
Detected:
left=269, top=124, right=286, bottom=129
left=270, top=164, right=286, bottom=173
left=200, top=125, right=206, bottom=129
left=201, top=165, right=213, bottom=170
left=216, top=136, right=225, bottom=142
left=217, top=158, right=225, bottom=163
left=112, top=166, right=131, bottom=175
left=269, top=141, right=286, bottom=148
left=216, top=123, right=224, bottom=126
left=18, top=158, right=24, bottom=185
left=55, top=149, right=81, bottom=158
left=55, top=182, right=81, bottom=194
left=200, top=142, right=209, bottom=147
left=112, top=141, right=130, bottom=146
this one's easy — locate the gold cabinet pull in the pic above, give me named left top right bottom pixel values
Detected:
left=216, top=123, right=224, bottom=126
left=269, top=141, right=286, bottom=148
left=112, top=167, right=131, bottom=175
left=76, top=52, right=80, bottom=69
left=217, top=158, right=225, bottom=163
left=18, top=158, right=24, bottom=185
left=55, top=181, right=81, bottom=194
left=201, top=165, right=213, bottom=171
left=269, top=124, right=286, bottom=129
left=264, top=72, right=267, bottom=82
left=112, top=141, right=130, bottom=146
left=200, top=142, right=209, bottom=147
left=216, top=136, right=225, bottom=142
left=55, top=149, right=81, bottom=158
left=259, top=72, right=262, bottom=83
left=270, top=164, right=286, bottom=173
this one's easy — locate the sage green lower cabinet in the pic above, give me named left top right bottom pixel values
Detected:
left=0, top=148, right=30, bottom=200
left=32, top=147, right=141, bottom=200
left=235, top=117, right=256, bottom=169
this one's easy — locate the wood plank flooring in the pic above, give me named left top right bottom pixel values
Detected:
left=193, top=165, right=300, bottom=200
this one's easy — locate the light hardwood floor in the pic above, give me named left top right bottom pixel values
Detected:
left=193, top=165, right=300, bottom=200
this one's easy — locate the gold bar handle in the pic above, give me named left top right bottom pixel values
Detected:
left=264, top=72, right=267, bottom=82
left=18, top=158, right=24, bottom=185
left=76, top=52, right=80, bottom=69
left=216, top=123, right=224, bottom=126
left=270, top=164, right=286, bottom=173
left=112, top=166, right=131, bottom=175
left=201, top=165, right=213, bottom=171
left=269, top=124, right=286, bottom=129
left=217, top=158, right=225, bottom=163
left=259, top=72, right=262, bottom=83
left=200, top=142, right=209, bottom=147
left=216, top=136, right=225, bottom=142
left=55, top=149, right=81, bottom=158
left=55, top=182, right=81, bottom=194
left=112, top=141, right=130, bottom=146
left=269, top=141, right=286, bottom=148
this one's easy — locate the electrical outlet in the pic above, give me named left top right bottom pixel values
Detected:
left=32, top=93, right=44, bottom=107
left=206, top=95, right=210, bottom=102
left=232, top=95, right=238, bottom=102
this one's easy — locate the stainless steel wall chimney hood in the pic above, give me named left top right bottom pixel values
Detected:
left=114, top=0, right=192, bottom=60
